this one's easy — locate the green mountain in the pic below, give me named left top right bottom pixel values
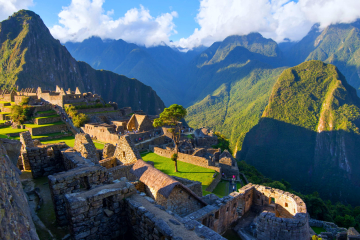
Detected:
left=239, top=60, right=360, bottom=205
left=0, top=10, right=165, bottom=114
left=65, top=38, right=185, bottom=105
left=285, top=20, right=360, bottom=96
left=184, top=34, right=286, bottom=151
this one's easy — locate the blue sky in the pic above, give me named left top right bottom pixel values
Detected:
left=2, top=0, right=360, bottom=49
left=28, top=0, right=201, bottom=42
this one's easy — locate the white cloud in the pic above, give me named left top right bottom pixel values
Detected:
left=176, top=0, right=360, bottom=50
left=50, top=0, right=178, bottom=47
left=0, top=0, right=33, bottom=21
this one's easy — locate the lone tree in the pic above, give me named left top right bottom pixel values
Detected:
left=153, top=104, right=187, bottom=172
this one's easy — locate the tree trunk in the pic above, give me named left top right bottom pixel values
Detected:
left=174, top=160, right=178, bottom=172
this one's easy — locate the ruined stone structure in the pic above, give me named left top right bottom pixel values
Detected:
left=102, top=143, right=116, bottom=158
left=73, top=133, right=99, bottom=164
left=127, top=114, right=154, bottom=132
left=84, top=123, right=119, bottom=145
left=153, top=146, right=220, bottom=172
left=114, top=135, right=142, bottom=165
left=193, top=127, right=218, bottom=148
left=131, top=159, right=207, bottom=217
left=236, top=183, right=310, bottom=240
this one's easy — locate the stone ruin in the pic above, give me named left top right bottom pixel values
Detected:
left=2, top=129, right=318, bottom=240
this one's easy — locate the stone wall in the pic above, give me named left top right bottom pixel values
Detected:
left=255, top=211, right=309, bottom=240
left=39, top=92, right=63, bottom=106
left=0, top=144, right=39, bottom=240
left=48, top=164, right=112, bottom=226
left=73, top=133, right=99, bottom=164
left=309, top=218, right=347, bottom=237
left=237, top=183, right=310, bottom=240
left=135, top=135, right=170, bottom=151
left=83, top=124, right=119, bottom=145
left=172, top=176, right=203, bottom=198
left=147, top=185, right=205, bottom=217
left=125, top=194, right=226, bottom=240
left=25, top=144, right=68, bottom=178
left=205, top=173, right=222, bottom=192
left=102, top=143, right=116, bottom=158
left=108, top=164, right=137, bottom=181
left=99, top=157, right=117, bottom=169
left=26, top=124, right=67, bottom=136
left=153, top=147, right=220, bottom=172
left=64, top=179, right=136, bottom=239
left=185, top=192, right=241, bottom=234
left=114, top=135, right=142, bottom=164
left=34, top=116, right=61, bottom=125
left=195, top=136, right=218, bottom=148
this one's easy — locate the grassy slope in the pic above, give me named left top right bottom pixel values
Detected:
left=186, top=64, right=284, bottom=152
left=141, top=152, right=216, bottom=196
left=240, top=60, right=360, bottom=205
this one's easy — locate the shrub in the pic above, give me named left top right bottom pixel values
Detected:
left=10, top=105, right=30, bottom=124
left=20, top=97, right=29, bottom=106
left=171, top=153, right=178, bottom=161
left=72, top=113, right=89, bottom=128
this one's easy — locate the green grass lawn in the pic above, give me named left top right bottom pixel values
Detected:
left=0, top=112, right=10, bottom=115
left=0, top=126, right=27, bottom=134
left=311, top=227, right=326, bottom=234
left=24, top=121, right=65, bottom=128
left=35, top=114, right=59, bottom=119
left=141, top=152, right=216, bottom=196
left=0, top=120, right=7, bottom=124
left=40, top=135, right=104, bottom=149
left=212, top=181, right=229, bottom=197
left=36, top=110, right=56, bottom=115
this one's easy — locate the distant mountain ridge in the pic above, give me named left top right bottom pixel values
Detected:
left=0, top=10, right=165, bottom=114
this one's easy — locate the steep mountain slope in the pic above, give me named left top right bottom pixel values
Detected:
left=239, top=60, right=360, bottom=205
left=184, top=34, right=286, bottom=151
left=285, top=21, right=360, bottom=96
left=65, top=38, right=185, bottom=105
left=0, top=10, right=165, bottom=114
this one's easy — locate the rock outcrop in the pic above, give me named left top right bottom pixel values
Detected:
left=0, top=144, right=39, bottom=239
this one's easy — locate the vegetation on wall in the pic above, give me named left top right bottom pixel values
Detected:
left=9, top=105, right=31, bottom=124
left=64, top=104, right=89, bottom=128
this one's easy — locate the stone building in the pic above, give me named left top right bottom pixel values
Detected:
left=127, top=114, right=154, bottom=132
left=131, top=159, right=207, bottom=217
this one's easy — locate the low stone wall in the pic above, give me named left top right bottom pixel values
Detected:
left=205, top=172, right=222, bottom=192
left=48, top=165, right=112, bottom=226
left=99, top=157, right=117, bottom=169
left=153, top=147, right=220, bottom=172
left=25, top=144, right=68, bottom=178
left=172, top=176, right=203, bottom=197
left=34, top=116, right=61, bottom=125
left=65, top=180, right=136, bottom=240
left=108, top=164, right=137, bottom=181
left=135, top=135, right=169, bottom=151
left=77, top=107, right=114, bottom=114
left=255, top=211, right=309, bottom=240
left=185, top=192, right=241, bottom=234
left=125, top=194, right=226, bottom=240
left=26, top=124, right=67, bottom=136
left=36, top=132, right=72, bottom=141
left=309, top=218, right=347, bottom=237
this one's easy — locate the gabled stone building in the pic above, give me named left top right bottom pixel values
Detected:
left=127, top=114, right=154, bottom=132
left=131, top=159, right=207, bottom=217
